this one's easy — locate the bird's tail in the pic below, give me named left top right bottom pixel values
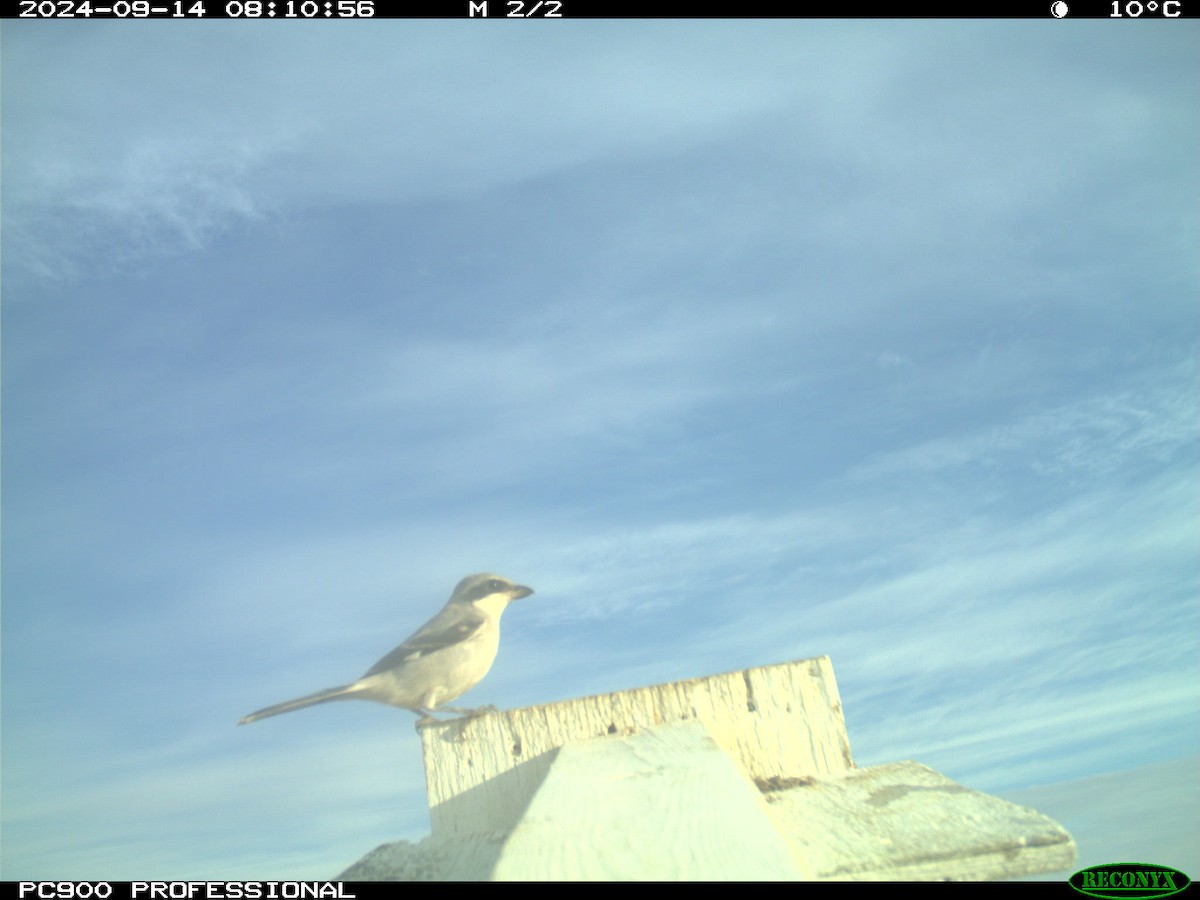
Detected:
left=238, top=683, right=368, bottom=725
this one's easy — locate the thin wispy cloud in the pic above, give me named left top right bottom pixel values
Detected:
left=851, top=363, right=1196, bottom=483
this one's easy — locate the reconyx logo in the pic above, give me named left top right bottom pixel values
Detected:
left=1070, top=863, right=1191, bottom=899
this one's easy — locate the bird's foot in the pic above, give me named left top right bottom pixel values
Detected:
left=413, top=708, right=445, bottom=728
left=439, top=704, right=496, bottom=719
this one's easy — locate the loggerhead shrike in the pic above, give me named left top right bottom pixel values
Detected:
left=239, top=573, right=532, bottom=726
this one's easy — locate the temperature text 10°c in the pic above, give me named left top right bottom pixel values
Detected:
left=1110, top=0, right=1182, bottom=14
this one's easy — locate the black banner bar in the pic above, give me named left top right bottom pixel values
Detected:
left=0, top=882, right=1088, bottom=896
left=3, top=0, right=1196, bottom=17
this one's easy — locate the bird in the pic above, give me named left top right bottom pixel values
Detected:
left=239, top=573, right=533, bottom=726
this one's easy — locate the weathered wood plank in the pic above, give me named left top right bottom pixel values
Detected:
left=420, top=655, right=851, bottom=839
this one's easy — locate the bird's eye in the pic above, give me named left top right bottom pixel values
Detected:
left=489, top=579, right=503, bottom=591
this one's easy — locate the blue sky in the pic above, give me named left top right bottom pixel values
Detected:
left=2, top=21, right=1197, bottom=880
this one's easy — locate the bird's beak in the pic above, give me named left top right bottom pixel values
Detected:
left=510, top=585, right=534, bottom=600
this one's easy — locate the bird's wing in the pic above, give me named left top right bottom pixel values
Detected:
left=362, top=607, right=486, bottom=677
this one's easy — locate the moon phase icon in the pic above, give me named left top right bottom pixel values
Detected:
left=1050, top=1, right=1069, bottom=15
